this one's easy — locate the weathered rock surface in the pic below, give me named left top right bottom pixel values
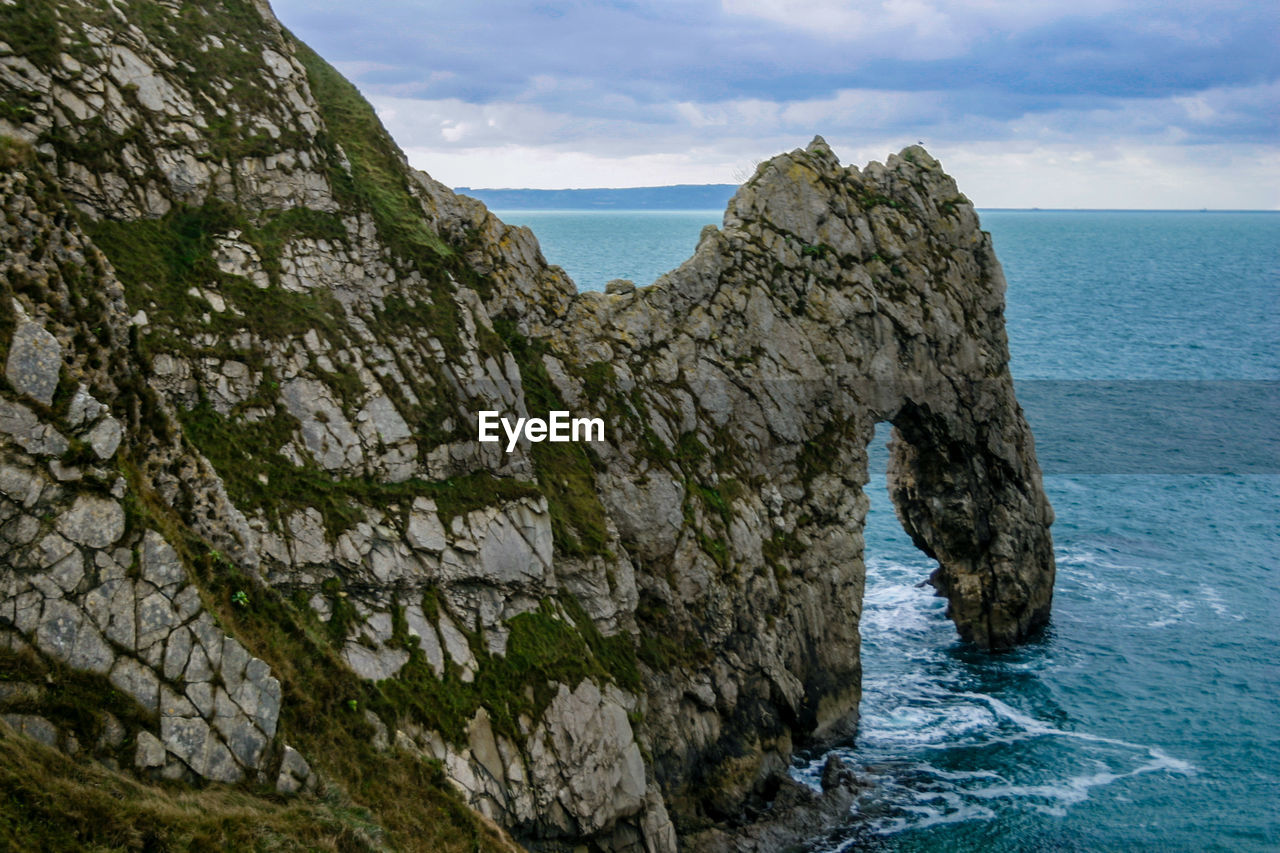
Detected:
left=415, top=135, right=1056, bottom=826
left=5, top=320, right=61, bottom=406
left=1, top=2, right=1052, bottom=850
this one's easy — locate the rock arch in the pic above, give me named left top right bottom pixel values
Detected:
left=887, top=393, right=1054, bottom=649
left=495, top=136, right=1058, bottom=819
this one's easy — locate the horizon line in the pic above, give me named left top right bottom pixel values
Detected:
left=456, top=188, right=1277, bottom=214
left=478, top=205, right=1280, bottom=214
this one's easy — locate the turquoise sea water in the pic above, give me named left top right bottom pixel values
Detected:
left=496, top=209, right=1280, bottom=851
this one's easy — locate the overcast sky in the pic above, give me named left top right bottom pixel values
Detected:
left=270, top=0, right=1279, bottom=208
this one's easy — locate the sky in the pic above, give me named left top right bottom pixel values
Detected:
left=269, top=0, right=1280, bottom=208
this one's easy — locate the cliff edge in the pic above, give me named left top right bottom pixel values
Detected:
left=0, top=1, right=1053, bottom=849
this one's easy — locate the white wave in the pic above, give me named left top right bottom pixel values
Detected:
left=859, top=702, right=995, bottom=746
left=868, top=799, right=997, bottom=837
left=803, top=689, right=1200, bottom=839
left=965, top=747, right=1196, bottom=818
left=1197, top=583, right=1245, bottom=621
left=822, top=550, right=1200, bottom=840
left=959, top=692, right=1198, bottom=774
left=1146, top=595, right=1196, bottom=628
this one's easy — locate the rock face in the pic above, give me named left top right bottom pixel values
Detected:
left=424, top=138, right=1055, bottom=819
left=0, top=1, right=1052, bottom=850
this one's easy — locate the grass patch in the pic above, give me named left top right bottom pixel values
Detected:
left=289, top=40, right=447, bottom=259
left=378, top=596, right=639, bottom=746
left=0, top=2, right=62, bottom=70
left=0, top=724, right=392, bottom=852
left=493, top=318, right=612, bottom=557
left=634, top=597, right=711, bottom=672
left=86, top=199, right=353, bottom=353
left=179, top=396, right=540, bottom=537
left=0, top=135, right=36, bottom=169
left=0, top=647, right=155, bottom=760
left=290, top=38, right=470, bottom=361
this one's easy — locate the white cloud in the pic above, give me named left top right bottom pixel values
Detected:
left=719, top=0, right=1129, bottom=55
left=721, top=0, right=964, bottom=58
left=404, top=144, right=751, bottom=190
left=921, top=141, right=1280, bottom=209
left=366, top=75, right=1279, bottom=208
left=403, top=133, right=1279, bottom=210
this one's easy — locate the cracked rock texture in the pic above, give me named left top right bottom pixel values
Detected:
left=1, top=1, right=1052, bottom=850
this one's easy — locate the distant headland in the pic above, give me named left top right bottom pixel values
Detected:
left=453, top=184, right=738, bottom=210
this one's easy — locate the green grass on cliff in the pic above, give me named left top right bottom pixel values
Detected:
left=177, top=397, right=540, bottom=536
left=290, top=37, right=473, bottom=363
left=87, top=200, right=353, bottom=352
left=0, top=724, right=389, bottom=852
left=493, top=318, right=613, bottom=557
left=288, top=41, right=448, bottom=260
left=115, top=478, right=521, bottom=853
left=379, top=596, right=641, bottom=745
left=0, top=720, right=525, bottom=852
left=0, top=2, right=61, bottom=70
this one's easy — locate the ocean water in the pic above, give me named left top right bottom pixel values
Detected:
left=496, top=209, right=1280, bottom=850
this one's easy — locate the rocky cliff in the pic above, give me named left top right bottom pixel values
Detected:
left=0, top=1, right=1053, bottom=850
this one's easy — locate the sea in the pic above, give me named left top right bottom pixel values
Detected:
left=494, top=208, right=1280, bottom=851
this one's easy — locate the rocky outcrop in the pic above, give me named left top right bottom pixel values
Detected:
left=0, top=166, right=295, bottom=788
left=1, top=1, right=1052, bottom=850
left=416, top=136, right=1056, bottom=823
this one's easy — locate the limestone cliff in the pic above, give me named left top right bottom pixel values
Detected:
left=0, top=1, right=1053, bottom=850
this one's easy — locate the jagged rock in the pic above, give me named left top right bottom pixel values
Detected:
left=357, top=394, right=415, bottom=480
left=527, top=681, right=647, bottom=836
left=280, top=377, right=363, bottom=470
left=820, top=753, right=856, bottom=792
left=3, top=713, right=60, bottom=748
left=67, top=386, right=107, bottom=429
left=233, top=656, right=282, bottom=738
left=213, top=237, right=271, bottom=288
left=109, top=657, right=160, bottom=714
left=56, top=496, right=125, bottom=549
left=276, top=744, right=313, bottom=794
left=437, top=614, right=477, bottom=682
left=212, top=687, right=268, bottom=768
left=161, top=709, right=242, bottom=783
left=35, top=599, right=113, bottom=675
left=343, top=641, right=408, bottom=681
left=476, top=502, right=551, bottom=585
left=404, top=603, right=445, bottom=676
left=136, top=590, right=180, bottom=651
left=5, top=321, right=61, bottom=406
left=0, top=400, right=69, bottom=456
left=0, top=463, right=44, bottom=508
left=163, top=626, right=193, bottom=680
left=406, top=498, right=447, bottom=552
left=285, top=508, right=330, bottom=565
left=134, top=730, right=166, bottom=769
left=86, top=415, right=123, bottom=460
left=48, top=548, right=85, bottom=594
left=467, top=709, right=505, bottom=788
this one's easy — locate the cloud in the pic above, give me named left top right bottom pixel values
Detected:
left=271, top=0, right=1280, bottom=206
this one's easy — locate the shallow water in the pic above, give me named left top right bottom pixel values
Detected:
left=496, top=208, right=1280, bottom=850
